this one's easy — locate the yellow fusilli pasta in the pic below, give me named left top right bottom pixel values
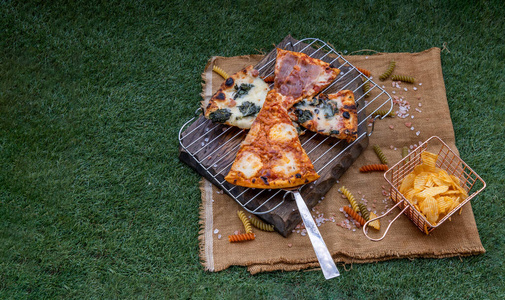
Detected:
left=249, top=215, right=274, bottom=232
left=237, top=210, right=253, bottom=234
left=372, top=110, right=396, bottom=118
left=339, top=186, right=359, bottom=213
left=212, top=65, right=229, bottom=79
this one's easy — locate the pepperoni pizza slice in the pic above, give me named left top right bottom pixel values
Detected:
left=274, top=48, right=341, bottom=107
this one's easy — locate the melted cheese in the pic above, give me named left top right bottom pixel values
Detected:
left=268, top=123, right=297, bottom=143
left=221, top=77, right=269, bottom=129
left=272, top=151, right=299, bottom=176
left=233, top=151, right=263, bottom=179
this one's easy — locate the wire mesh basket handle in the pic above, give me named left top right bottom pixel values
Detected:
left=362, top=200, right=409, bottom=242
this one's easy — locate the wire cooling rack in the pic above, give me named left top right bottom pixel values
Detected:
left=179, top=38, right=393, bottom=215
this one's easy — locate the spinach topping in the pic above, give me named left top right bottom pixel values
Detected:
left=324, top=102, right=339, bottom=119
left=233, top=83, right=254, bottom=99
left=238, top=101, right=260, bottom=117
left=294, top=109, right=313, bottom=124
left=208, top=109, right=231, bottom=123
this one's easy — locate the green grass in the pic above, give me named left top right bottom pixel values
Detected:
left=1, top=0, right=504, bottom=298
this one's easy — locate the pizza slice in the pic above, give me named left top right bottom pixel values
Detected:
left=274, top=48, right=341, bottom=106
left=204, top=65, right=270, bottom=129
left=289, top=90, right=358, bottom=142
left=224, top=90, right=320, bottom=189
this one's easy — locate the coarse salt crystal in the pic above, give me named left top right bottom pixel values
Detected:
left=418, top=103, right=422, bottom=107
left=404, top=87, right=408, bottom=91
left=416, top=131, right=421, bottom=136
left=413, top=87, right=418, bottom=91
left=392, top=91, right=396, bottom=94
left=410, top=126, right=415, bottom=131
left=217, top=234, right=222, bottom=239
left=214, top=229, right=219, bottom=234
left=419, top=83, right=422, bottom=86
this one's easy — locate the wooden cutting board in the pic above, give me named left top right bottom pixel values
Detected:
left=179, top=36, right=369, bottom=237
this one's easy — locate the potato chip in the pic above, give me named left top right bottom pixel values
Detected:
left=397, top=151, right=471, bottom=227
left=421, top=151, right=438, bottom=168
left=413, top=164, right=426, bottom=175
left=450, top=174, right=461, bottom=185
left=419, top=196, right=439, bottom=224
left=425, top=176, right=436, bottom=188
left=415, top=186, right=449, bottom=199
left=413, top=172, right=431, bottom=190
left=399, top=173, right=416, bottom=194
left=448, top=197, right=462, bottom=211
left=436, top=196, right=454, bottom=214
left=368, top=212, right=380, bottom=230
left=439, top=190, right=462, bottom=197
left=405, top=188, right=420, bottom=204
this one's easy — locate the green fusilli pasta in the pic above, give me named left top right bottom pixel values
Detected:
left=391, top=74, right=415, bottom=83
left=357, top=203, right=370, bottom=221
left=379, top=61, right=396, bottom=81
left=373, top=144, right=388, bottom=165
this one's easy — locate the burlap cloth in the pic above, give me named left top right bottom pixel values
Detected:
left=197, top=47, right=485, bottom=274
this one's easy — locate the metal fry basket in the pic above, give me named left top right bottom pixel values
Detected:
left=364, top=136, right=486, bottom=241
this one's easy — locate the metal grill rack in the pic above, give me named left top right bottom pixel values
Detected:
left=179, top=38, right=393, bottom=215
